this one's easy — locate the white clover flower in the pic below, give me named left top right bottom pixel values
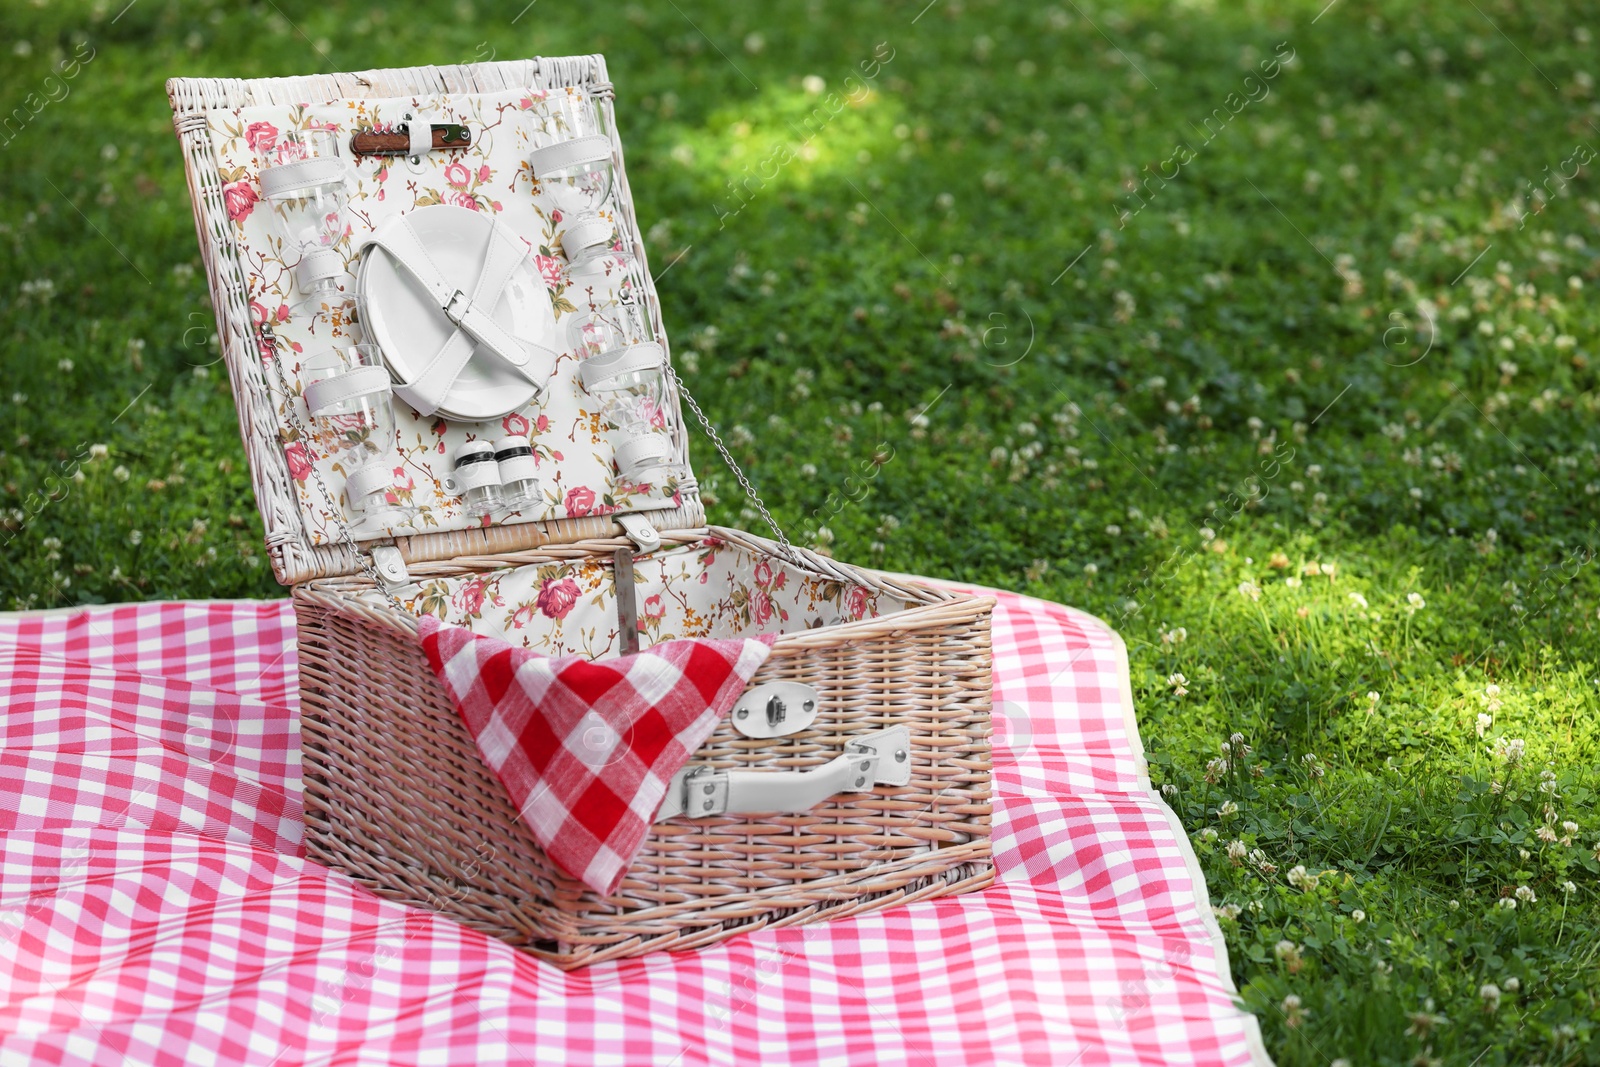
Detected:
left=1448, top=899, right=1459, bottom=910
left=1286, top=865, right=1311, bottom=888
left=1200, top=827, right=1218, bottom=842
left=1217, top=800, right=1239, bottom=818
left=1407, top=592, right=1425, bottom=610
left=1367, top=691, right=1381, bottom=706
left=1563, top=821, right=1579, bottom=835
left=1480, top=983, right=1502, bottom=1008
left=1216, top=903, right=1242, bottom=921
left=1537, top=826, right=1558, bottom=843
left=88, top=443, right=108, bottom=460
left=1083, top=562, right=1098, bottom=576
left=1350, top=909, right=1365, bottom=923
left=1161, top=783, right=1177, bottom=797
left=1498, top=898, right=1517, bottom=911
left=1273, top=940, right=1298, bottom=960
left=127, top=530, right=143, bottom=546
left=1562, top=881, right=1577, bottom=894
left=1503, top=977, right=1520, bottom=993
left=1348, top=591, right=1369, bottom=609
left=1515, top=885, right=1536, bottom=903
left=1492, top=737, right=1526, bottom=765
left=1476, top=712, right=1493, bottom=737
left=1227, top=840, right=1247, bottom=862
left=1485, top=683, right=1500, bottom=698
left=113, top=465, right=130, bottom=482
left=1238, top=580, right=1262, bottom=602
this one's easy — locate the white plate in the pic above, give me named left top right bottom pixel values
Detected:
left=359, top=205, right=558, bottom=423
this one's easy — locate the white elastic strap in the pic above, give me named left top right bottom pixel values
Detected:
left=614, top=433, right=675, bottom=476
left=408, top=117, right=431, bottom=160
left=579, top=342, right=665, bottom=391
left=344, top=462, right=393, bottom=501
left=562, top=217, right=614, bottom=259
left=259, top=156, right=347, bottom=199
left=363, top=214, right=554, bottom=416
left=303, top=365, right=391, bottom=417
left=529, top=134, right=612, bottom=176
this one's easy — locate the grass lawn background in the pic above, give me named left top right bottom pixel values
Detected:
left=3, top=0, right=1598, bottom=1062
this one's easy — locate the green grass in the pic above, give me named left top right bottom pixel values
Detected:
left=3, top=0, right=1599, bottom=1062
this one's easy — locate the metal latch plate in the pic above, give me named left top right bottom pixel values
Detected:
left=730, top=681, right=822, bottom=739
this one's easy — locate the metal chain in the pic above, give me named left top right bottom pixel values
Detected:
left=260, top=326, right=409, bottom=613
left=667, top=366, right=801, bottom=566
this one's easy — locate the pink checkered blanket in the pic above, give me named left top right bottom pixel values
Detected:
left=0, top=592, right=1270, bottom=1066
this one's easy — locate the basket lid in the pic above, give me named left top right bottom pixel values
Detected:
left=167, top=56, right=704, bottom=586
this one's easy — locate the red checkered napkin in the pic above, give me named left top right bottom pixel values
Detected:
left=419, top=616, right=774, bottom=895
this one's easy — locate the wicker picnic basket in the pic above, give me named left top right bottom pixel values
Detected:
left=167, top=55, right=994, bottom=968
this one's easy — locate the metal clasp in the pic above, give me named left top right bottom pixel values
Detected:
left=370, top=544, right=411, bottom=588
left=442, top=289, right=471, bottom=327
left=765, top=695, right=786, bottom=727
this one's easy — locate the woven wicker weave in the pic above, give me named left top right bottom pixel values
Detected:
left=169, top=56, right=995, bottom=968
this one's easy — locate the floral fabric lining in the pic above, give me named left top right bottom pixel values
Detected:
left=384, top=537, right=910, bottom=660
left=209, top=87, right=682, bottom=547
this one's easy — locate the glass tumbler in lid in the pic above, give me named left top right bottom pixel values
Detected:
left=301, top=343, right=394, bottom=459
left=528, top=93, right=615, bottom=263
left=258, top=129, right=352, bottom=291
left=569, top=297, right=677, bottom=482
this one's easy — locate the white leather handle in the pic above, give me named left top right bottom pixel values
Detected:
left=656, top=725, right=912, bottom=821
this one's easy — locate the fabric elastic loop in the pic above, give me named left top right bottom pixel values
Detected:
left=344, top=462, right=393, bottom=501
left=579, top=342, right=665, bottom=391
left=530, top=135, right=612, bottom=176
left=407, top=117, right=431, bottom=160
left=303, top=366, right=391, bottom=417
left=615, top=434, right=675, bottom=474
left=259, top=157, right=347, bottom=199
left=562, top=218, right=614, bottom=258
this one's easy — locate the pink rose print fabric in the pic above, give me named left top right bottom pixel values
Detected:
left=205, top=86, right=683, bottom=548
